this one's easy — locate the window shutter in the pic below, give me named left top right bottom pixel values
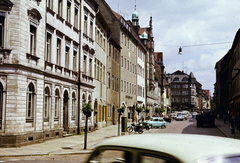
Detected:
left=99, top=105, right=102, bottom=122
left=105, top=106, right=108, bottom=121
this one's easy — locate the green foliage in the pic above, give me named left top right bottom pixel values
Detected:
left=145, top=108, right=150, bottom=113
left=159, top=108, right=165, bottom=113
left=172, top=108, right=176, bottom=112
left=155, top=107, right=160, bottom=113
left=82, top=103, right=93, bottom=117
left=136, top=106, right=143, bottom=114
left=117, top=106, right=125, bottom=114
left=167, top=107, right=170, bottom=112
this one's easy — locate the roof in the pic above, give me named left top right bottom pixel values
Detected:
left=96, top=134, right=240, bottom=163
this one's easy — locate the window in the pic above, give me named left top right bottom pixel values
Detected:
left=56, top=38, right=61, bottom=65
left=121, top=80, right=123, bottom=91
left=115, top=77, right=117, bottom=91
left=103, top=66, right=105, bottom=84
left=96, top=60, right=99, bottom=79
left=44, top=87, right=50, bottom=119
left=65, top=46, right=70, bottom=69
left=100, top=63, right=102, bottom=82
left=84, top=10, right=88, bottom=35
left=66, top=0, right=71, bottom=23
left=47, top=0, right=53, bottom=10
left=29, top=25, right=36, bottom=55
left=58, top=0, right=63, bottom=17
left=83, top=55, right=87, bottom=74
left=73, top=50, right=77, bottom=71
left=124, top=58, right=126, bottom=69
left=127, top=82, right=128, bottom=93
left=121, top=56, right=123, bottom=67
left=112, top=75, right=114, bottom=90
left=90, top=18, right=93, bottom=39
left=72, top=92, right=76, bottom=118
left=124, top=81, right=126, bottom=92
left=108, top=73, right=110, bottom=88
left=94, top=59, right=96, bottom=79
left=74, top=6, right=78, bottom=28
left=116, top=78, right=118, bottom=91
left=173, top=77, right=179, bottom=81
left=55, top=89, right=60, bottom=119
left=26, top=83, right=35, bottom=120
left=89, top=58, right=92, bottom=77
left=0, top=12, right=5, bottom=48
left=46, top=32, right=51, bottom=62
left=127, top=60, right=129, bottom=70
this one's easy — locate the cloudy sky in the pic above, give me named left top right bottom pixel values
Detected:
left=105, top=0, right=240, bottom=96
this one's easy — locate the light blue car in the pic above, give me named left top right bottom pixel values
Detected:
left=145, top=117, right=167, bottom=129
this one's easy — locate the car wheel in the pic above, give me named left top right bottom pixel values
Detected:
left=161, top=125, right=166, bottom=129
left=127, top=126, right=133, bottom=133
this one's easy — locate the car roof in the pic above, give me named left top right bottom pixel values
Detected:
left=95, top=134, right=240, bottom=163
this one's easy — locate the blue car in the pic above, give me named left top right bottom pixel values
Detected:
left=145, top=117, right=167, bottom=129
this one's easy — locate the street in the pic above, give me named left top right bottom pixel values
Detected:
left=0, top=117, right=225, bottom=162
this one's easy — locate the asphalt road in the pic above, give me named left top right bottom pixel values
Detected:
left=0, top=117, right=225, bottom=162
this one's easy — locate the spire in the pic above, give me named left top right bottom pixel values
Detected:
left=132, top=0, right=139, bottom=26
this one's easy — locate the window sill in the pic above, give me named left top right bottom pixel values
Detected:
left=26, top=53, right=40, bottom=62
left=54, top=118, right=59, bottom=121
left=26, top=119, right=33, bottom=123
left=47, top=7, right=55, bottom=16
left=57, top=14, right=64, bottom=23
left=73, top=26, right=79, bottom=33
left=65, top=21, right=72, bottom=28
left=44, top=118, right=49, bottom=122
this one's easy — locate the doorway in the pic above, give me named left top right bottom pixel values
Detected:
left=112, top=105, right=115, bottom=125
left=63, top=90, right=68, bottom=131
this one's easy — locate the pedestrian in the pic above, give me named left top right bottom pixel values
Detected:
left=217, top=114, right=220, bottom=121
left=223, top=115, right=226, bottom=124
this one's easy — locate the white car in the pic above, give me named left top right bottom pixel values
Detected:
left=85, top=134, right=240, bottom=163
left=176, top=113, right=184, bottom=121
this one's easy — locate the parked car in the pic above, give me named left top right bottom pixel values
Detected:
left=85, top=134, right=240, bottom=163
left=144, top=117, right=167, bottom=128
left=176, top=113, right=184, bottom=121
left=170, top=112, right=177, bottom=120
left=181, top=112, right=188, bottom=120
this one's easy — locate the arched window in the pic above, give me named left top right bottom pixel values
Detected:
left=173, top=77, right=179, bottom=81
left=88, top=95, right=91, bottom=104
left=26, top=83, right=35, bottom=120
left=82, top=94, right=86, bottom=104
left=182, top=77, right=188, bottom=81
left=72, top=92, right=76, bottom=118
left=55, top=89, right=60, bottom=119
left=44, top=87, right=50, bottom=119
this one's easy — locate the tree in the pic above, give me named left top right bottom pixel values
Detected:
left=145, top=108, right=150, bottom=119
left=82, top=103, right=93, bottom=149
left=136, top=106, right=143, bottom=116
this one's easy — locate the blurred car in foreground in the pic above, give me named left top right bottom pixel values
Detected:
left=144, top=117, right=167, bottom=128
left=85, top=134, right=240, bottom=163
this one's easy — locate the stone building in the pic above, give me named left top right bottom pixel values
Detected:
left=0, top=0, right=99, bottom=147
left=95, top=0, right=121, bottom=126
left=167, top=71, right=197, bottom=112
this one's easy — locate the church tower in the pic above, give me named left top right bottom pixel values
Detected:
left=132, top=4, right=140, bottom=33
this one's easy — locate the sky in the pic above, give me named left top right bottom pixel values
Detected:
left=105, top=0, right=240, bottom=96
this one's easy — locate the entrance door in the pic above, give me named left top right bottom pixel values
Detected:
left=112, top=106, right=115, bottom=125
left=63, top=91, right=68, bottom=131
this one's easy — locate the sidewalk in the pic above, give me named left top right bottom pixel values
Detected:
left=0, top=125, right=119, bottom=157
left=215, top=119, right=240, bottom=139
left=0, top=119, right=239, bottom=157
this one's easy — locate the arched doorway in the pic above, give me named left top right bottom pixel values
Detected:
left=112, top=105, right=115, bottom=125
left=63, top=90, right=69, bottom=131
